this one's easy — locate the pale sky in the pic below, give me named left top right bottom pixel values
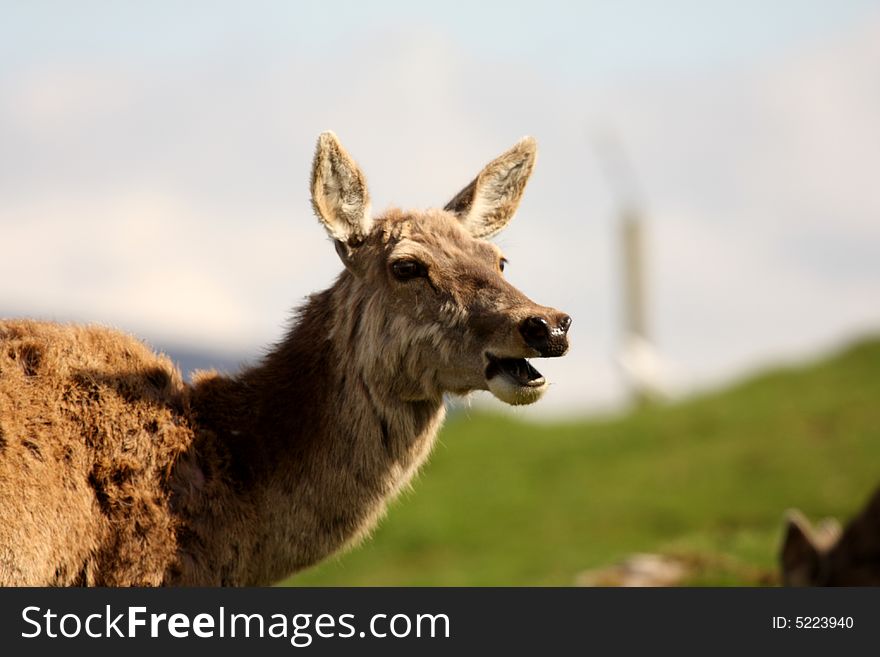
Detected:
left=2, top=1, right=879, bottom=414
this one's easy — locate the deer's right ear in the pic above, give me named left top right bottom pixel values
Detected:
left=444, top=137, right=537, bottom=239
left=780, top=510, right=822, bottom=586
left=310, top=131, right=372, bottom=260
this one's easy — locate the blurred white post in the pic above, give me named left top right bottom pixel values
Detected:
left=594, top=129, right=666, bottom=406
left=618, top=206, right=664, bottom=405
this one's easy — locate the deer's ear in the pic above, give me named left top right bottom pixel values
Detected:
left=445, top=136, right=537, bottom=239
left=781, top=510, right=822, bottom=586
left=310, top=131, right=372, bottom=249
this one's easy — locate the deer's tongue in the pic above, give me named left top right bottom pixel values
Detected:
left=486, top=356, right=545, bottom=387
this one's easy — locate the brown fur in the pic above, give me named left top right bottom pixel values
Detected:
left=781, top=486, right=880, bottom=586
left=0, top=132, right=570, bottom=585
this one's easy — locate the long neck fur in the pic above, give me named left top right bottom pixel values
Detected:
left=172, top=272, right=446, bottom=585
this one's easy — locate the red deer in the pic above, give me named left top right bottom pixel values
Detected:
left=0, top=132, right=571, bottom=585
left=781, top=486, right=880, bottom=585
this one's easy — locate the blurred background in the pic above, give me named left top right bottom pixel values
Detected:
left=2, top=0, right=879, bottom=585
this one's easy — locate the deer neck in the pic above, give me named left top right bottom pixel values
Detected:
left=177, top=272, right=446, bottom=585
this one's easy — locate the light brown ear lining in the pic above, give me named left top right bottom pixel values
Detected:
left=310, top=131, right=372, bottom=242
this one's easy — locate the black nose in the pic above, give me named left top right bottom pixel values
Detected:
left=519, top=314, right=571, bottom=357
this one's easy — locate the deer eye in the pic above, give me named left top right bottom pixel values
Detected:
left=391, top=259, right=427, bottom=281
left=499, top=258, right=508, bottom=273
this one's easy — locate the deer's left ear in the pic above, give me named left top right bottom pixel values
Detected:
left=780, top=510, right=822, bottom=586
left=310, top=131, right=372, bottom=250
left=444, top=137, right=537, bottom=239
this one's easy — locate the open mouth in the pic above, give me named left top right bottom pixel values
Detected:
left=484, top=353, right=547, bottom=405
left=485, top=354, right=545, bottom=387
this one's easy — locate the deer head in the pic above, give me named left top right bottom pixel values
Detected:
left=310, top=131, right=571, bottom=405
left=781, top=487, right=880, bottom=586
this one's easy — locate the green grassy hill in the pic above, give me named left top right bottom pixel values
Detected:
left=286, top=338, right=880, bottom=586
